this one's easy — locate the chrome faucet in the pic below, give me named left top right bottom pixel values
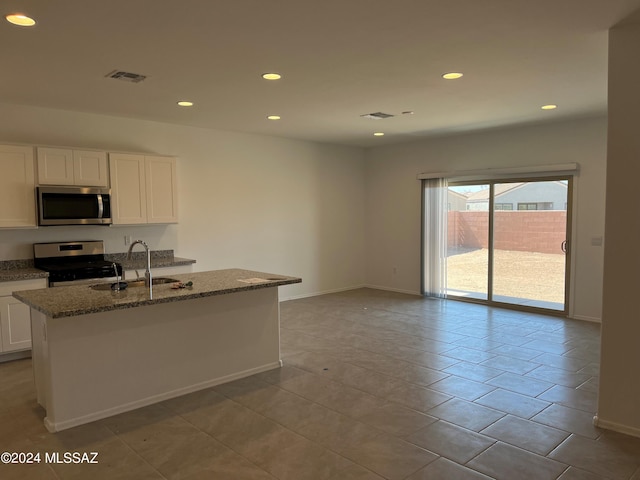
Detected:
left=112, top=262, right=121, bottom=292
left=126, top=240, right=152, bottom=291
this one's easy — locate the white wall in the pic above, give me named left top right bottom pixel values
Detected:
left=364, top=116, right=607, bottom=321
left=0, top=103, right=367, bottom=299
left=597, top=16, right=640, bottom=437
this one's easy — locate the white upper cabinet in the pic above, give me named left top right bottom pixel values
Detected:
left=37, top=147, right=108, bottom=186
left=145, top=155, right=178, bottom=224
left=0, top=145, right=36, bottom=228
left=110, top=153, right=177, bottom=225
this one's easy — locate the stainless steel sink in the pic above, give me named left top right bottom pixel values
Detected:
left=90, top=277, right=180, bottom=291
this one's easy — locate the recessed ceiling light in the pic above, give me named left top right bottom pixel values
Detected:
left=177, top=101, right=194, bottom=107
left=5, top=13, right=36, bottom=26
left=267, top=115, right=281, bottom=120
left=442, top=72, right=463, bottom=80
left=541, top=104, right=558, bottom=110
left=373, top=132, right=385, bottom=137
left=262, top=73, right=282, bottom=80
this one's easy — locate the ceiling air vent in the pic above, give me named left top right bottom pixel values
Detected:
left=360, top=112, right=395, bottom=120
left=105, top=70, right=147, bottom=83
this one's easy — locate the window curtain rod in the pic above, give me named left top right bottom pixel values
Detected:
left=416, top=162, right=579, bottom=181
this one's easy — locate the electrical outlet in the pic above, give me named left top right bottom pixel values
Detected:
left=124, top=235, right=132, bottom=245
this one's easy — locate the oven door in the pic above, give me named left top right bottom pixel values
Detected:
left=37, top=186, right=112, bottom=226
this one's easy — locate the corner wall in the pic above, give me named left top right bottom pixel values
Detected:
left=597, top=17, right=640, bottom=437
left=0, top=103, right=367, bottom=299
left=364, top=116, right=607, bottom=321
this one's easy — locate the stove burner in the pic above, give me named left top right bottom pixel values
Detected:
left=33, top=241, right=122, bottom=285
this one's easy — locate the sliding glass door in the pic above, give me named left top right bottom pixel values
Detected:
left=446, top=184, right=490, bottom=301
left=424, top=177, right=571, bottom=314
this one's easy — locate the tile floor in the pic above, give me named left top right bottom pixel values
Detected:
left=1, top=288, right=640, bottom=479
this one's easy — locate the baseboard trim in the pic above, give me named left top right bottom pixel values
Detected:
left=280, top=284, right=423, bottom=302
left=593, top=415, right=640, bottom=438
left=570, top=314, right=602, bottom=323
left=281, top=284, right=367, bottom=301
left=363, top=284, right=422, bottom=296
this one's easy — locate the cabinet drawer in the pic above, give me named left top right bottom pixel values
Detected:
left=0, top=278, right=47, bottom=297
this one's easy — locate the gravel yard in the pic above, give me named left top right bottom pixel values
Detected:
left=447, top=248, right=566, bottom=304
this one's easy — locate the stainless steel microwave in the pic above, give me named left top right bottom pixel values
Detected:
left=37, top=186, right=112, bottom=226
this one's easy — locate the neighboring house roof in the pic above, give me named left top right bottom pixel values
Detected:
left=466, top=183, right=524, bottom=202
left=465, top=181, right=567, bottom=202
left=448, top=190, right=468, bottom=200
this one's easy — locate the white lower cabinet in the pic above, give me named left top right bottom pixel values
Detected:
left=0, top=278, right=47, bottom=354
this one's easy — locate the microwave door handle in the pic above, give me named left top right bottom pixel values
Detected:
left=97, top=194, right=104, bottom=219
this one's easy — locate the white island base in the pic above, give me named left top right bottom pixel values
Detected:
left=30, top=287, right=281, bottom=432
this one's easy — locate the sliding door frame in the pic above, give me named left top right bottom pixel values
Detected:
left=438, top=175, right=574, bottom=316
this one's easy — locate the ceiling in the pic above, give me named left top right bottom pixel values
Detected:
left=2, top=0, right=640, bottom=148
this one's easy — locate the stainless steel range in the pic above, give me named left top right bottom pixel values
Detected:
left=34, top=240, right=123, bottom=287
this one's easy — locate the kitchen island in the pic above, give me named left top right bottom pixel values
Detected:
left=13, top=268, right=301, bottom=432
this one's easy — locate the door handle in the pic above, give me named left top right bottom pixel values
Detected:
left=561, top=240, right=567, bottom=253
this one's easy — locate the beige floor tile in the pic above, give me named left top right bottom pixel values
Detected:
left=295, top=405, right=383, bottom=452
left=181, top=450, right=278, bottom=479
left=474, top=388, right=550, bottom=418
left=480, top=414, right=569, bottom=455
left=254, top=365, right=309, bottom=385
left=357, top=402, right=437, bottom=436
left=427, top=398, right=505, bottom=432
left=0, top=289, right=633, bottom=480
left=278, top=371, right=338, bottom=401
left=526, top=365, right=593, bottom=388
left=0, top=463, right=60, bottom=480
left=557, top=466, right=610, bottom=480
left=596, top=430, right=640, bottom=458
left=480, top=355, right=541, bottom=375
left=532, top=352, right=592, bottom=372
left=487, top=372, right=554, bottom=397
left=384, top=382, right=451, bottom=413
left=577, top=377, right=599, bottom=393
left=443, top=346, right=497, bottom=363
left=468, top=441, right=568, bottom=480
left=335, top=368, right=407, bottom=398
left=406, top=457, right=493, bottom=480
left=549, top=434, right=640, bottom=479
left=254, top=435, right=351, bottom=480
left=396, top=363, right=450, bottom=387
left=327, top=463, right=385, bottom=479
left=406, top=420, right=495, bottom=463
left=532, top=404, right=602, bottom=439
left=341, top=434, right=438, bottom=480
left=428, top=375, right=496, bottom=401
left=314, top=382, right=385, bottom=419
left=48, top=436, right=165, bottom=480
left=538, top=384, right=598, bottom=412
left=443, top=361, right=504, bottom=382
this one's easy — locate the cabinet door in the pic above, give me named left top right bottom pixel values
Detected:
left=0, top=145, right=36, bottom=228
left=73, top=150, right=109, bottom=186
left=0, top=296, right=32, bottom=352
left=146, top=156, right=178, bottom=224
left=37, top=147, right=74, bottom=185
left=109, top=153, right=147, bottom=224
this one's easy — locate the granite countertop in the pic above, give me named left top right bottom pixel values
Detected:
left=0, top=251, right=195, bottom=283
left=0, top=268, right=49, bottom=282
left=13, top=268, right=301, bottom=319
left=0, top=259, right=49, bottom=282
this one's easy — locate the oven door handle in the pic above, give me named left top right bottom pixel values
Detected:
left=97, top=194, right=104, bottom=219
